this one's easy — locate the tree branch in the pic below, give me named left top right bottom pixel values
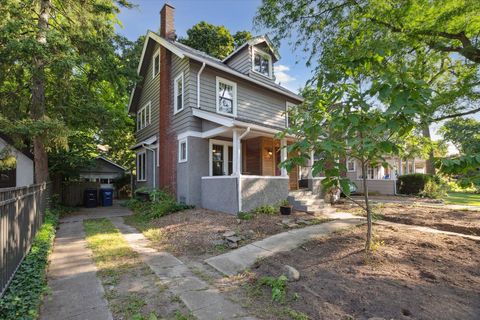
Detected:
left=433, top=107, right=480, bottom=122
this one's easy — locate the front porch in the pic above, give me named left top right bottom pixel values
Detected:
left=200, top=127, right=299, bottom=214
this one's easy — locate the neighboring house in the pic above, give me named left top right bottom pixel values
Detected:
left=0, top=134, right=34, bottom=189
left=128, top=4, right=304, bottom=213
left=79, top=156, right=126, bottom=191
left=345, top=156, right=426, bottom=195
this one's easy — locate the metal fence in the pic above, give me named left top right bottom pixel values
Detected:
left=0, top=183, right=49, bottom=297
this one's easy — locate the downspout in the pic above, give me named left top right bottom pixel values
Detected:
left=141, top=144, right=156, bottom=190
left=237, top=127, right=251, bottom=212
left=197, top=62, right=206, bottom=109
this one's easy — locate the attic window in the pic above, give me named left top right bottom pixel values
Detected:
left=252, top=48, right=272, bottom=78
left=153, top=49, right=160, bottom=78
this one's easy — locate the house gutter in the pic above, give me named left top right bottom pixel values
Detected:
left=237, top=127, right=251, bottom=212
left=197, top=62, right=206, bottom=109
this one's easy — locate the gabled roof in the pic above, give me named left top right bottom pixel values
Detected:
left=96, top=156, right=127, bottom=171
left=222, top=35, right=280, bottom=63
left=128, top=31, right=303, bottom=113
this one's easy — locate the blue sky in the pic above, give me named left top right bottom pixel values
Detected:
left=116, top=0, right=312, bottom=93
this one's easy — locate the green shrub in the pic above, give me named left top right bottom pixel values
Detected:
left=252, top=204, right=278, bottom=215
left=259, top=275, right=288, bottom=302
left=237, top=211, right=254, bottom=220
left=126, top=189, right=194, bottom=219
left=0, top=208, right=61, bottom=320
left=397, top=174, right=446, bottom=198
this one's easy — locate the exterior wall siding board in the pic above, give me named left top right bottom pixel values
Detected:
left=198, top=67, right=288, bottom=128
left=136, top=43, right=160, bottom=142
left=226, top=46, right=251, bottom=74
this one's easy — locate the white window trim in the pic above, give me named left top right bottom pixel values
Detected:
left=152, top=49, right=160, bottom=79
left=174, top=72, right=184, bottom=114
left=285, top=102, right=296, bottom=128
left=215, top=76, right=237, bottom=117
left=347, top=157, right=356, bottom=172
left=251, top=47, right=273, bottom=79
left=209, top=139, right=233, bottom=176
left=136, top=151, right=147, bottom=181
left=137, top=101, right=151, bottom=131
left=178, top=138, right=187, bottom=163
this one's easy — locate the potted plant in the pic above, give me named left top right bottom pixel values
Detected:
left=279, top=199, right=293, bottom=215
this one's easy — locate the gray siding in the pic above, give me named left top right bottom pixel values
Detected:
left=225, top=46, right=251, bottom=74
left=135, top=44, right=160, bottom=142
left=196, top=66, right=289, bottom=128
left=241, top=177, right=289, bottom=212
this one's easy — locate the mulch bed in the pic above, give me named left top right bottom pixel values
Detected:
left=223, top=225, right=480, bottom=320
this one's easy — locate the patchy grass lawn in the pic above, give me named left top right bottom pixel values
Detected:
left=124, top=208, right=329, bottom=260
left=444, top=192, right=480, bottom=206
left=219, top=225, right=480, bottom=320
left=83, top=218, right=192, bottom=320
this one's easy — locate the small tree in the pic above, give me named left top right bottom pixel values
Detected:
left=281, top=77, right=429, bottom=251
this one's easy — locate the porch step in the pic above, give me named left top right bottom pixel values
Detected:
left=288, top=190, right=334, bottom=214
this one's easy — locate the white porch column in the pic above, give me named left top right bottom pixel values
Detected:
left=232, top=128, right=239, bottom=175
left=281, top=139, right=288, bottom=177
left=308, top=150, right=314, bottom=179
left=412, top=158, right=416, bottom=173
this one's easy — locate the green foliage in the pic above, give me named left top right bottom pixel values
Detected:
left=0, top=208, right=61, bottom=320
left=178, top=21, right=251, bottom=59
left=0, top=147, right=16, bottom=171
left=251, top=204, right=278, bottom=215
left=396, top=174, right=446, bottom=198
left=440, top=118, right=480, bottom=154
left=259, top=275, right=288, bottom=303
left=237, top=211, right=254, bottom=220
left=126, top=189, right=193, bottom=220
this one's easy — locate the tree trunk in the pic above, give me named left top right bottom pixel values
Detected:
left=361, top=160, right=372, bottom=252
left=31, top=0, right=51, bottom=183
left=422, top=124, right=436, bottom=175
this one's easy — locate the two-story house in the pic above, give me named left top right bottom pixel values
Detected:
left=128, top=4, right=306, bottom=214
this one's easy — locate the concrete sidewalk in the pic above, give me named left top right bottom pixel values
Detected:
left=39, top=220, right=112, bottom=320
left=205, top=218, right=364, bottom=276
left=110, top=217, right=255, bottom=320
left=40, top=205, right=133, bottom=320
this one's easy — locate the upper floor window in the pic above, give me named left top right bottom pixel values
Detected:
left=174, top=72, right=184, bottom=114
left=152, top=49, right=160, bottom=78
left=252, top=48, right=272, bottom=78
left=137, top=102, right=151, bottom=130
left=347, top=158, right=356, bottom=172
left=216, top=77, right=237, bottom=116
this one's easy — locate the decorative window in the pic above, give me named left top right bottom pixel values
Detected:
left=347, top=158, right=356, bottom=172
left=209, top=139, right=233, bottom=176
left=137, top=102, right=151, bottom=130
left=152, top=49, right=160, bottom=78
left=174, top=72, right=184, bottom=114
left=216, top=77, right=237, bottom=116
left=136, top=151, right=147, bottom=181
left=178, top=138, right=187, bottom=163
left=252, top=48, right=272, bottom=78
left=286, top=102, right=296, bottom=128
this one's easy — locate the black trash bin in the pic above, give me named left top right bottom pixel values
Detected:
left=84, top=188, right=98, bottom=208
left=100, top=188, right=113, bottom=207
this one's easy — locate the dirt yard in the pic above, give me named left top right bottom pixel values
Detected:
left=335, top=202, right=480, bottom=236
left=219, top=225, right=480, bottom=320
left=124, top=208, right=329, bottom=260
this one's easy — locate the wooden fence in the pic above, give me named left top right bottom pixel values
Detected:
left=0, top=183, right=49, bottom=297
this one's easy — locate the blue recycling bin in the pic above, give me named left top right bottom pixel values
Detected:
left=100, top=188, right=113, bottom=207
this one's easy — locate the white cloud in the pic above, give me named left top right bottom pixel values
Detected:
left=274, top=64, right=296, bottom=86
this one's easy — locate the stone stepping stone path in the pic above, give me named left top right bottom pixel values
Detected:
left=109, top=217, right=256, bottom=320
left=205, top=218, right=364, bottom=276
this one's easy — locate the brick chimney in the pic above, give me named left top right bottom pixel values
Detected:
left=160, top=3, right=175, bottom=40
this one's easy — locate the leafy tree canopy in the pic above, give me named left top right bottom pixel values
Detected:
left=440, top=118, right=480, bottom=155
left=179, top=21, right=252, bottom=59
